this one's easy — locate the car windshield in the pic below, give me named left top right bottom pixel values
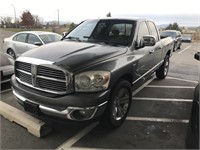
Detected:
left=182, top=34, right=191, bottom=38
left=39, top=34, right=62, bottom=44
left=160, top=31, right=176, bottom=38
left=64, top=19, right=136, bottom=46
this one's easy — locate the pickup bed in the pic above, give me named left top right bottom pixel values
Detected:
left=11, top=18, right=174, bottom=128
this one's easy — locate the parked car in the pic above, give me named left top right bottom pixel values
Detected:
left=0, top=52, right=14, bottom=84
left=182, top=34, right=192, bottom=43
left=185, top=52, right=199, bottom=149
left=11, top=18, right=174, bottom=128
left=160, top=30, right=182, bottom=51
left=3, top=31, right=62, bottom=59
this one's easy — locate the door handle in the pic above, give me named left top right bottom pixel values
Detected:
left=149, top=49, right=155, bottom=53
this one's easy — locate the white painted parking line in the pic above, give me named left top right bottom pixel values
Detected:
left=126, top=116, right=189, bottom=123
left=1, top=78, right=11, bottom=84
left=146, top=85, right=195, bottom=89
left=178, top=45, right=191, bottom=54
left=56, top=122, right=99, bottom=150
left=133, top=97, right=193, bottom=102
left=0, top=89, right=12, bottom=94
left=167, top=76, right=198, bottom=83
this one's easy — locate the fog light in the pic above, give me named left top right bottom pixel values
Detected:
left=79, top=110, right=87, bottom=117
left=70, top=108, right=97, bottom=121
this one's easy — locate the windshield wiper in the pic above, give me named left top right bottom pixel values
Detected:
left=65, top=36, right=81, bottom=42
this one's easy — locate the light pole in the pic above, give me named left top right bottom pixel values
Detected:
left=10, top=4, right=17, bottom=28
left=57, top=9, right=60, bottom=26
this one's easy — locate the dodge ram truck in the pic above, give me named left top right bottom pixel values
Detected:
left=11, top=18, right=174, bottom=128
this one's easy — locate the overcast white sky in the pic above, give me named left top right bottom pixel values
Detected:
left=0, top=0, right=200, bottom=25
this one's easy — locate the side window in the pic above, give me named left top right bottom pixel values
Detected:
left=28, top=34, right=41, bottom=44
left=15, top=33, right=27, bottom=43
left=12, top=35, right=17, bottom=41
left=148, top=22, right=159, bottom=41
left=137, top=22, right=149, bottom=47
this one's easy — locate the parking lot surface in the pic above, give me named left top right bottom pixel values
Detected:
left=0, top=29, right=199, bottom=149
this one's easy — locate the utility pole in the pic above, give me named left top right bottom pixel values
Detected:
left=57, top=9, right=59, bottom=26
left=10, top=4, right=17, bottom=28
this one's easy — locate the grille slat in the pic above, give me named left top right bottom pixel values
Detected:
left=38, top=78, right=66, bottom=91
left=17, top=71, right=32, bottom=84
left=37, top=66, right=65, bottom=80
left=16, top=62, right=31, bottom=72
left=15, top=61, right=67, bottom=93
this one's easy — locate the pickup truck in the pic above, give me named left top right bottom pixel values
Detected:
left=11, top=18, right=174, bottom=128
left=160, top=30, right=182, bottom=51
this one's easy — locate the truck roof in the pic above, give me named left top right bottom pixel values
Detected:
left=85, top=17, right=151, bottom=23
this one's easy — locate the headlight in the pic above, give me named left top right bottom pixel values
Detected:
left=75, top=71, right=110, bottom=92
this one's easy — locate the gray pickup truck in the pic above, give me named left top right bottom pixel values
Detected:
left=11, top=18, right=174, bottom=128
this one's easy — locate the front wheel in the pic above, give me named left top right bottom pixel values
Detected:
left=156, top=55, right=170, bottom=79
left=100, top=79, right=132, bottom=128
left=7, top=49, right=16, bottom=59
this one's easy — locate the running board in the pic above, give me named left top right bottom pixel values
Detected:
left=0, top=101, right=52, bottom=137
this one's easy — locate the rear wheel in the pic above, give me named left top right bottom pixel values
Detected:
left=100, top=79, right=132, bottom=128
left=7, top=49, right=16, bottom=59
left=156, top=55, right=170, bottom=79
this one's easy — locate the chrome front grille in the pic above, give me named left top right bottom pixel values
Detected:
left=15, top=60, right=69, bottom=94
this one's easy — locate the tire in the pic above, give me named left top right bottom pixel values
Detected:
left=177, top=42, right=181, bottom=49
left=100, top=79, right=132, bottom=128
left=156, top=55, right=170, bottom=79
left=7, top=49, right=16, bottom=59
left=185, top=84, right=199, bottom=149
left=173, top=43, right=177, bottom=52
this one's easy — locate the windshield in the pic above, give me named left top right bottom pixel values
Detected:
left=160, top=31, right=176, bottom=38
left=182, top=34, right=191, bottom=38
left=39, top=34, right=62, bottom=44
left=64, top=19, right=136, bottom=46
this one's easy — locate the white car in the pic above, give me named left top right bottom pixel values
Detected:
left=3, top=31, right=62, bottom=59
left=0, top=52, right=14, bottom=84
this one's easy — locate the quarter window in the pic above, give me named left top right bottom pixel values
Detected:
left=14, top=33, right=27, bottom=43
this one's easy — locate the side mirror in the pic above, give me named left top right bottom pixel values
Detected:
left=143, top=35, right=156, bottom=47
left=194, top=52, right=200, bottom=61
left=62, top=32, right=68, bottom=37
left=34, top=42, right=43, bottom=46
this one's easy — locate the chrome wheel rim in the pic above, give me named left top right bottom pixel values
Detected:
left=164, top=58, right=169, bottom=75
left=112, top=88, right=130, bottom=121
left=8, top=50, right=15, bottom=59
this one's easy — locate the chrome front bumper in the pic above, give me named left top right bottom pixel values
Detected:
left=12, top=89, right=108, bottom=121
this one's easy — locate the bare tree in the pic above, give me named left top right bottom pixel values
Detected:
left=1, top=17, right=14, bottom=28
left=33, top=15, right=43, bottom=28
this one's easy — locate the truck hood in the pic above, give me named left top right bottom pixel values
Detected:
left=22, top=41, right=127, bottom=71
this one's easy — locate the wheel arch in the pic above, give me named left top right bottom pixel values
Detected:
left=110, top=73, right=133, bottom=90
